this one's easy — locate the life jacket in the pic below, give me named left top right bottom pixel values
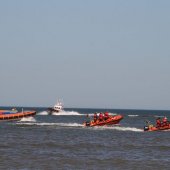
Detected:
left=156, top=119, right=161, bottom=127
left=104, top=112, right=109, bottom=119
left=99, top=113, right=103, bottom=120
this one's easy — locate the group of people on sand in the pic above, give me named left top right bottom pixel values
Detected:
left=156, top=116, right=169, bottom=128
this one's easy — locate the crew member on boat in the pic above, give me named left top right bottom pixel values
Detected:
left=162, top=116, right=168, bottom=126
left=156, top=117, right=161, bottom=128
left=99, top=113, right=104, bottom=121
left=85, top=114, right=91, bottom=126
left=104, top=112, right=109, bottom=120
left=145, top=120, right=153, bottom=128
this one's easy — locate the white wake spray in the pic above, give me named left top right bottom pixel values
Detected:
left=37, top=110, right=81, bottom=116
left=16, top=122, right=83, bottom=127
left=52, top=110, right=81, bottom=116
left=128, top=115, right=139, bottom=117
left=93, top=126, right=143, bottom=132
left=16, top=120, right=143, bottom=132
left=37, top=111, right=49, bottom=115
left=19, top=116, right=36, bottom=122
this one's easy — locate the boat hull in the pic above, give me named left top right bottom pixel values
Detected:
left=84, top=115, right=123, bottom=127
left=0, top=110, right=18, bottom=114
left=47, top=108, right=61, bottom=114
left=0, top=111, right=36, bottom=121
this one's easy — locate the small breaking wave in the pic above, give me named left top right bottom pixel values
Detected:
left=128, top=115, right=139, bottom=117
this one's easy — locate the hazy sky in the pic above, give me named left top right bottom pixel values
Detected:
left=0, top=0, right=170, bottom=109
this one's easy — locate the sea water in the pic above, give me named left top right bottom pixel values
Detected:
left=0, top=107, right=169, bottom=170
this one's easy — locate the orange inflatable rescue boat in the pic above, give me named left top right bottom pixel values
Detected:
left=83, top=114, right=123, bottom=127
left=144, top=117, right=170, bottom=131
left=144, top=124, right=170, bottom=132
left=0, top=109, right=36, bottom=121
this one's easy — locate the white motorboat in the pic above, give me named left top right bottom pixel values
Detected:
left=47, top=101, right=63, bottom=114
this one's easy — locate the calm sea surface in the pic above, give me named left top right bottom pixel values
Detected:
left=0, top=107, right=170, bottom=170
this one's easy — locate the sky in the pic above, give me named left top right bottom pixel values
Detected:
left=0, top=0, right=170, bottom=109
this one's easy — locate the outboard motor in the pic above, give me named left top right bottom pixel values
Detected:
left=86, top=122, right=90, bottom=126
left=144, top=126, right=149, bottom=131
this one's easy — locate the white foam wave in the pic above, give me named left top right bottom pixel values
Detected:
left=52, top=110, right=81, bottom=116
left=37, top=111, right=48, bottom=115
left=93, top=126, right=143, bottom=132
left=128, top=115, right=139, bottom=117
left=37, top=110, right=81, bottom=116
left=112, top=126, right=143, bottom=132
left=19, top=117, right=36, bottom=122
left=56, top=123, right=83, bottom=127
left=16, top=122, right=83, bottom=127
left=16, top=121, right=143, bottom=132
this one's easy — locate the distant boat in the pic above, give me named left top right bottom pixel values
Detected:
left=47, top=101, right=63, bottom=114
left=0, top=109, right=36, bottom=121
